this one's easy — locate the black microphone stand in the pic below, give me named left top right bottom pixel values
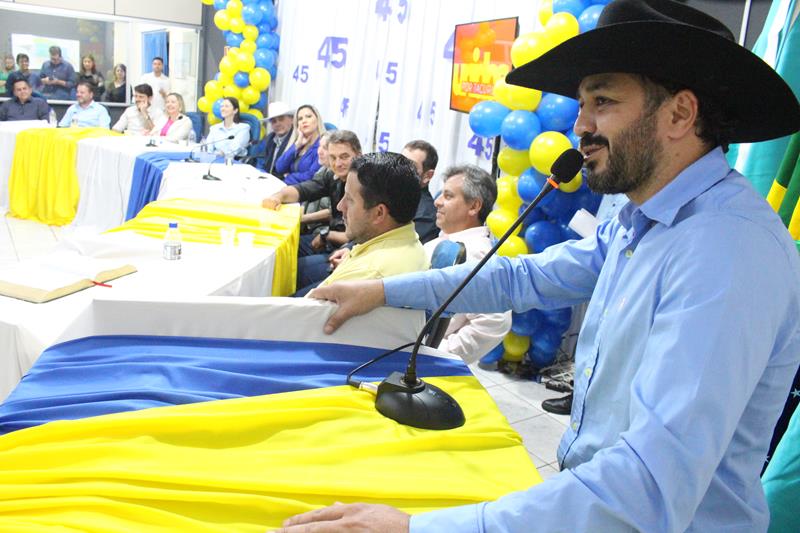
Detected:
left=374, top=148, right=585, bottom=430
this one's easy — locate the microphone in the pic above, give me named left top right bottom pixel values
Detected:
left=373, top=148, right=585, bottom=430
left=200, top=135, right=236, bottom=181
left=186, top=134, right=235, bottom=163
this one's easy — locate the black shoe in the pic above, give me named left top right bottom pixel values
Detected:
left=542, top=393, right=573, bottom=415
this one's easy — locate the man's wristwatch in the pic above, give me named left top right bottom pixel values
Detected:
left=319, top=227, right=330, bottom=242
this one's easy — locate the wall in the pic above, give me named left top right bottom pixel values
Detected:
left=5, top=0, right=202, bottom=25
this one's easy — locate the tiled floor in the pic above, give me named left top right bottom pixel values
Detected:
left=1, top=213, right=568, bottom=479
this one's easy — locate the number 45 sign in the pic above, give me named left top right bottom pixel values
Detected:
left=318, top=37, right=348, bottom=68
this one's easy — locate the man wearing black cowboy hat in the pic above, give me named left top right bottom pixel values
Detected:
left=280, top=1, right=800, bottom=531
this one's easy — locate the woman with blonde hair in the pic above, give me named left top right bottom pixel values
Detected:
left=149, top=92, right=192, bottom=142
left=274, top=104, right=325, bottom=185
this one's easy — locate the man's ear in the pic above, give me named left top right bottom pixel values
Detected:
left=468, top=198, right=483, bottom=219
left=421, top=169, right=435, bottom=188
left=665, top=89, right=700, bottom=141
left=371, top=203, right=389, bottom=224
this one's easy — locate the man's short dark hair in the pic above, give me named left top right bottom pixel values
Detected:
left=16, top=53, right=28, bottom=64
left=76, top=80, right=95, bottom=95
left=48, top=46, right=62, bottom=57
left=328, top=130, right=362, bottom=154
left=442, top=164, right=497, bottom=223
left=134, top=83, right=153, bottom=97
left=403, top=140, right=438, bottom=173
left=350, top=152, right=421, bottom=224
left=152, top=57, right=164, bottom=64
left=638, top=75, right=737, bottom=152
left=11, top=77, right=30, bottom=90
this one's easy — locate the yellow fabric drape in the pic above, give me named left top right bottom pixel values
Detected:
left=0, top=376, right=539, bottom=532
left=108, top=198, right=301, bottom=296
left=8, top=127, right=117, bottom=225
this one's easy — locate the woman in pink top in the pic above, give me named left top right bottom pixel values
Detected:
left=149, top=92, right=192, bottom=142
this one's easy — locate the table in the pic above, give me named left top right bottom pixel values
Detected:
left=157, top=162, right=285, bottom=204
left=0, top=120, right=49, bottom=214
left=72, top=136, right=190, bottom=231
left=0, top=230, right=280, bottom=401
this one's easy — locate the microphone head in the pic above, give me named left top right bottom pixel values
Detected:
left=550, top=148, right=584, bottom=184
left=227, top=135, right=235, bottom=140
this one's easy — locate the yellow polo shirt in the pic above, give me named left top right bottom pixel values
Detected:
left=320, top=223, right=429, bottom=286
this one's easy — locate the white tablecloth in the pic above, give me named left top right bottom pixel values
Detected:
left=72, top=136, right=190, bottom=231
left=0, top=121, right=50, bottom=214
left=0, top=230, right=278, bottom=401
left=158, top=162, right=285, bottom=204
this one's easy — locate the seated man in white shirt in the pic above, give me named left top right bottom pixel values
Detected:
left=111, top=83, right=164, bottom=135
left=426, top=164, right=511, bottom=362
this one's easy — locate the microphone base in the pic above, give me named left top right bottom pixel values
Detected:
left=375, top=371, right=465, bottom=430
left=202, top=174, right=221, bottom=181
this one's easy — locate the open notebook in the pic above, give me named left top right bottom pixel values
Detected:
left=0, top=253, right=136, bottom=303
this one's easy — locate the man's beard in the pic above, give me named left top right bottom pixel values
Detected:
left=582, top=111, right=662, bottom=195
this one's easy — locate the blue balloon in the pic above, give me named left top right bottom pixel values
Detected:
left=542, top=307, right=572, bottom=331
left=540, top=190, right=577, bottom=222
left=531, top=327, right=563, bottom=359
left=567, top=128, right=581, bottom=149
left=256, top=33, right=271, bottom=49
left=571, top=184, right=603, bottom=214
left=528, top=345, right=558, bottom=368
left=267, top=65, right=277, bottom=80
left=560, top=223, right=582, bottom=241
left=265, top=12, right=279, bottom=30
left=553, top=0, right=588, bottom=18
left=241, top=0, right=258, bottom=4
left=213, top=0, right=227, bottom=10
left=212, top=98, right=224, bottom=120
left=270, top=32, right=280, bottom=52
left=254, top=48, right=277, bottom=70
left=591, top=0, right=612, bottom=4
left=226, top=31, right=244, bottom=47
left=257, top=0, right=275, bottom=18
left=519, top=203, right=547, bottom=231
left=537, top=93, right=580, bottom=132
left=242, top=4, right=264, bottom=25
left=500, top=110, right=542, bottom=150
left=578, top=4, right=604, bottom=32
left=468, top=101, right=510, bottom=137
left=517, top=168, right=547, bottom=203
left=234, top=71, right=250, bottom=88
left=524, top=221, right=563, bottom=253
left=256, top=91, right=269, bottom=110
left=258, top=23, right=271, bottom=34
left=511, top=309, right=543, bottom=336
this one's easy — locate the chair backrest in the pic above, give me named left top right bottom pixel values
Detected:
left=185, top=112, right=204, bottom=141
left=239, top=112, right=261, bottom=143
left=424, top=240, right=467, bottom=348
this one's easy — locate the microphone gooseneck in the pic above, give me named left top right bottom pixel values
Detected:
left=200, top=135, right=236, bottom=180
left=374, top=148, right=585, bottom=431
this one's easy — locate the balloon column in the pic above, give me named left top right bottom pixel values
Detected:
left=469, top=0, right=608, bottom=374
left=198, top=0, right=280, bottom=133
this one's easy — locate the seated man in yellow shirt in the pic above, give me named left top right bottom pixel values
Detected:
left=296, top=152, right=428, bottom=295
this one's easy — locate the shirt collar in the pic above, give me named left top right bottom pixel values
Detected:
left=618, top=147, right=731, bottom=229
left=350, top=224, right=417, bottom=257
left=437, top=226, right=489, bottom=241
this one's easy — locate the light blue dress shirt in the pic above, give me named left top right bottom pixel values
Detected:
left=58, top=101, right=110, bottom=128
left=384, top=148, right=800, bottom=532
left=205, top=121, right=250, bottom=157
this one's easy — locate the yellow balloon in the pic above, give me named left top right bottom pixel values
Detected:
left=239, top=101, right=250, bottom=113
left=197, top=96, right=211, bottom=113
left=243, top=25, right=259, bottom=42
left=497, top=235, right=529, bottom=258
left=538, top=0, right=553, bottom=26
left=207, top=112, right=221, bottom=126
left=204, top=80, right=223, bottom=101
left=486, top=208, right=521, bottom=239
left=213, top=10, right=231, bottom=31
left=529, top=131, right=573, bottom=175
left=493, top=77, right=542, bottom=111
left=236, top=51, right=255, bottom=72
left=222, top=84, right=242, bottom=100
left=240, top=39, right=257, bottom=55
left=229, top=16, right=245, bottom=34
left=560, top=171, right=583, bottom=193
left=241, top=85, right=260, bottom=105
left=497, top=176, right=523, bottom=213
left=248, top=108, right=264, bottom=121
left=249, top=67, right=271, bottom=91
left=503, top=332, right=530, bottom=357
left=218, top=72, right=234, bottom=86
left=202, top=0, right=214, bottom=4
left=228, top=46, right=241, bottom=56
left=545, top=12, right=580, bottom=47
left=219, top=56, right=237, bottom=76
left=502, top=350, right=524, bottom=362
left=497, top=147, right=532, bottom=176
left=510, top=30, right=550, bottom=68
left=226, top=0, right=243, bottom=16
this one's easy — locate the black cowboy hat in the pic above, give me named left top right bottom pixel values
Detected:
left=506, top=0, right=800, bottom=143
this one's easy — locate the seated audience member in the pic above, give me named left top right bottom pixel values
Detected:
left=58, top=81, right=110, bottom=128
left=149, top=92, right=192, bottom=142
left=0, top=78, right=49, bottom=122
left=140, top=57, right=170, bottom=111
left=39, top=46, right=75, bottom=101
left=260, top=101, right=294, bottom=177
left=112, top=84, right=164, bottom=135
left=77, top=54, right=105, bottom=100
left=309, top=151, right=428, bottom=290
left=274, top=104, right=324, bottom=185
left=5, top=54, right=38, bottom=97
left=0, top=54, right=14, bottom=93
left=104, top=64, right=128, bottom=103
left=425, top=164, right=511, bottom=362
left=402, top=140, right=439, bottom=244
left=206, top=96, right=250, bottom=157
left=301, top=130, right=333, bottom=235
